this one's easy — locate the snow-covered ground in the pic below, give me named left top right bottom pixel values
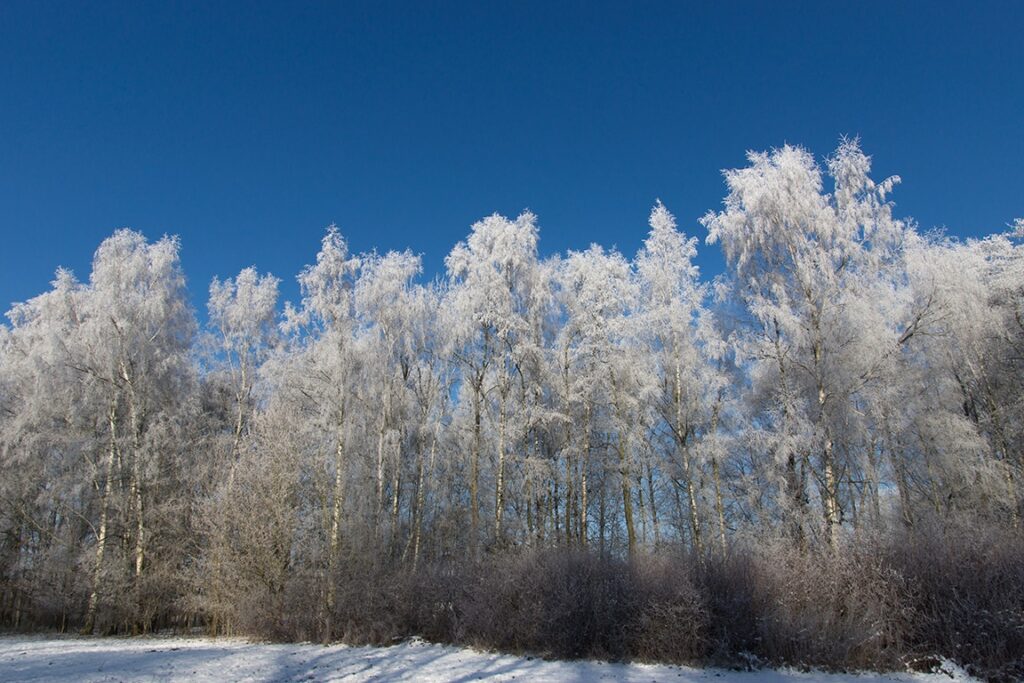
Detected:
left=0, top=635, right=976, bottom=682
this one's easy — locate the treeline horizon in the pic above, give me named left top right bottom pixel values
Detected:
left=1, top=140, right=1022, bottom=679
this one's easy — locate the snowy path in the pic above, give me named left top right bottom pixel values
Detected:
left=0, top=635, right=975, bottom=682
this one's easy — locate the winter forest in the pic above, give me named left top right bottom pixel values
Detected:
left=2, top=141, right=1022, bottom=678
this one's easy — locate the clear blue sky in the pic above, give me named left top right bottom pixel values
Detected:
left=2, top=1, right=1021, bottom=313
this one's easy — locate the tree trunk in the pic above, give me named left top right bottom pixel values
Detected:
left=646, top=462, right=660, bottom=546
left=119, top=372, right=146, bottom=599
left=324, top=429, right=346, bottom=643
left=680, top=448, right=703, bottom=556
left=821, top=426, right=840, bottom=549
left=711, top=455, right=727, bottom=555
left=495, top=391, right=507, bottom=541
left=865, top=437, right=882, bottom=526
left=620, top=442, right=636, bottom=557
left=674, top=353, right=702, bottom=554
left=580, top=403, right=591, bottom=546
left=636, top=472, right=647, bottom=544
left=85, top=400, right=119, bottom=634
left=390, top=438, right=402, bottom=556
left=470, top=379, right=482, bottom=552
left=375, top=402, right=387, bottom=538
left=412, top=426, right=437, bottom=571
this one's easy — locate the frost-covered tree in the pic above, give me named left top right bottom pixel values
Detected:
left=198, top=267, right=279, bottom=633
left=636, top=201, right=729, bottom=554
left=207, top=267, right=280, bottom=461
left=443, top=212, right=548, bottom=547
left=272, top=225, right=361, bottom=638
left=78, top=231, right=196, bottom=628
left=893, top=229, right=1024, bottom=525
left=702, top=140, right=914, bottom=547
left=0, top=269, right=88, bottom=629
left=0, top=231, right=197, bottom=633
left=2, top=141, right=1022, bottom=663
left=354, top=249, right=426, bottom=552
left=556, top=245, right=650, bottom=553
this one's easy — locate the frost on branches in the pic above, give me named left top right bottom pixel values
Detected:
left=0, top=141, right=1021, bottom=677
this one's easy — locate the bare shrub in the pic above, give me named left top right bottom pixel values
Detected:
left=746, top=540, right=906, bottom=670
left=887, top=519, right=1024, bottom=682
left=287, top=530, right=1024, bottom=680
left=457, top=549, right=636, bottom=660
left=329, top=560, right=418, bottom=645
left=696, top=548, right=761, bottom=663
left=629, top=552, right=707, bottom=663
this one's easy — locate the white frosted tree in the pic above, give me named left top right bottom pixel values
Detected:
left=557, top=244, right=651, bottom=554
left=3, top=142, right=1023, bottom=657
left=443, top=212, right=548, bottom=547
left=702, top=140, right=913, bottom=547
left=0, top=269, right=91, bottom=629
left=354, top=249, right=426, bottom=552
left=271, top=225, right=361, bottom=640
left=77, top=230, right=196, bottom=631
left=200, top=266, right=280, bottom=633
left=635, top=201, right=729, bottom=554
left=207, top=267, right=280, bottom=462
left=1, top=231, right=197, bottom=633
left=895, top=228, right=1024, bottom=525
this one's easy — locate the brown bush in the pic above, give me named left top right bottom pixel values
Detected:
left=209, top=523, right=1024, bottom=681
left=886, top=519, right=1024, bottom=682
left=630, top=552, right=707, bottom=663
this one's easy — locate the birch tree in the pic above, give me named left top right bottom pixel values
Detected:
left=702, top=140, right=909, bottom=547
left=636, top=201, right=729, bottom=554
left=444, top=212, right=545, bottom=547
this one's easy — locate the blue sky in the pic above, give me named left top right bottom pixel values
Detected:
left=2, top=1, right=1021, bottom=313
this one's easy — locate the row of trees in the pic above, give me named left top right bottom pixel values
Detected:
left=1, top=140, right=1021, bottom=643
